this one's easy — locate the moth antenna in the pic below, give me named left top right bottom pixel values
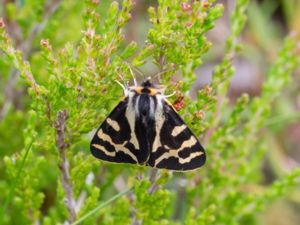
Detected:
left=117, top=71, right=128, bottom=85
left=115, top=79, right=128, bottom=96
left=164, top=91, right=176, bottom=98
left=115, top=72, right=128, bottom=95
left=127, top=63, right=138, bottom=86
left=123, top=60, right=146, bottom=82
left=118, top=57, right=143, bottom=85
left=152, top=66, right=177, bottom=83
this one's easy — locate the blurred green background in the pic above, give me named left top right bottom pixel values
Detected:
left=0, top=0, right=299, bottom=224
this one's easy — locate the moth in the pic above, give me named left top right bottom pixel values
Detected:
left=90, top=78, right=206, bottom=171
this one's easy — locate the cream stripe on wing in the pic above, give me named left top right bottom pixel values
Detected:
left=178, top=152, right=203, bottom=163
left=126, top=92, right=140, bottom=150
left=171, top=124, right=187, bottom=136
left=152, top=95, right=164, bottom=152
left=92, top=144, right=115, bottom=157
left=106, top=118, right=120, bottom=131
left=154, top=136, right=202, bottom=166
left=97, top=129, right=138, bottom=162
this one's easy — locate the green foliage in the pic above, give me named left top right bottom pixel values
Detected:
left=0, top=0, right=299, bottom=225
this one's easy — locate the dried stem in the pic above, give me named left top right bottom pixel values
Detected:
left=148, top=168, right=159, bottom=194
left=54, top=110, right=77, bottom=224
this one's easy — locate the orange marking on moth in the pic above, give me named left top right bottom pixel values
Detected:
left=131, top=87, right=160, bottom=96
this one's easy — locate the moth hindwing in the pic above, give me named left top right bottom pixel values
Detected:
left=90, top=78, right=206, bottom=171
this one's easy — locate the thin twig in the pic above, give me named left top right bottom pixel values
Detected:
left=54, top=110, right=77, bottom=224
left=148, top=168, right=159, bottom=194
left=77, top=78, right=83, bottom=104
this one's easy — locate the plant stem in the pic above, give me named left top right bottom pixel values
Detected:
left=54, top=109, right=77, bottom=223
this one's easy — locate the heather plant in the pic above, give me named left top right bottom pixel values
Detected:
left=0, top=0, right=299, bottom=225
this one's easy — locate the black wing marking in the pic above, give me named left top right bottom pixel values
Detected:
left=147, top=101, right=206, bottom=171
left=90, top=98, right=141, bottom=164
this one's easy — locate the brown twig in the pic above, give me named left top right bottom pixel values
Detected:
left=147, top=168, right=159, bottom=194
left=46, top=98, right=52, bottom=123
left=54, top=109, right=77, bottom=223
left=77, top=78, right=83, bottom=103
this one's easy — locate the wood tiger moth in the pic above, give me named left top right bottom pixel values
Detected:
left=90, top=78, right=206, bottom=171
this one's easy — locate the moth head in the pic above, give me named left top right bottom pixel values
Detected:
left=141, top=77, right=153, bottom=88
left=141, top=77, right=166, bottom=93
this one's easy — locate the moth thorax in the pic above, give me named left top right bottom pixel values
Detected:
left=135, top=94, right=155, bottom=123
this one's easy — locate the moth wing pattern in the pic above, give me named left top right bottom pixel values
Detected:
left=90, top=98, right=140, bottom=165
left=147, top=101, right=206, bottom=171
